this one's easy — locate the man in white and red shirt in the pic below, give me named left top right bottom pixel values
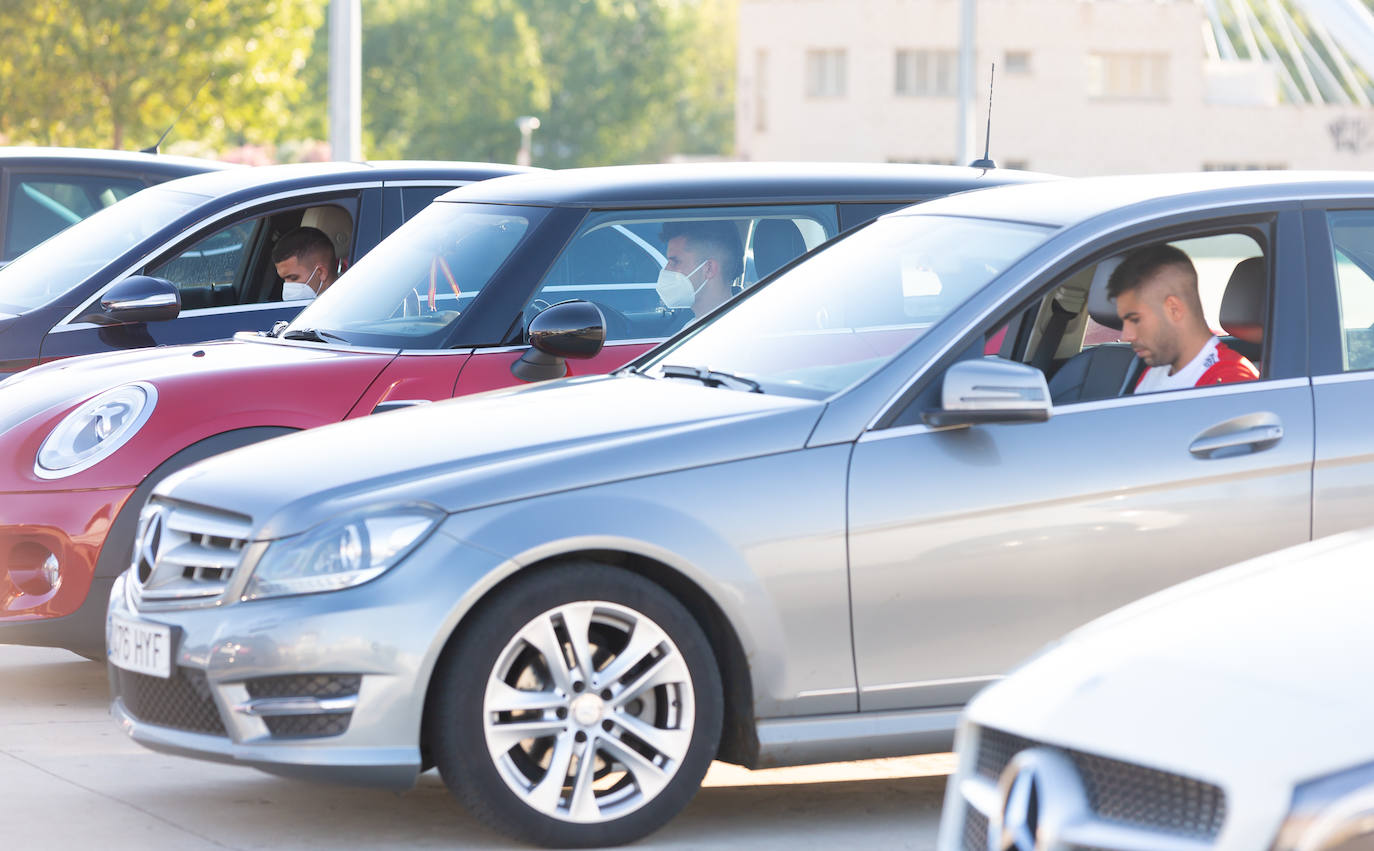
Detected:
left=1108, top=243, right=1259, bottom=393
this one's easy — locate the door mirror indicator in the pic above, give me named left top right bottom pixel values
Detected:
left=81, top=275, right=181, bottom=325
left=512, top=300, right=607, bottom=382
left=923, top=358, right=1052, bottom=427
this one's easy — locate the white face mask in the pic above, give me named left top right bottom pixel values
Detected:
left=655, top=260, right=708, bottom=309
left=282, top=266, right=320, bottom=301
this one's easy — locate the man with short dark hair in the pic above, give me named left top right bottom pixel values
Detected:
left=272, top=226, right=338, bottom=300
left=1108, top=242, right=1257, bottom=393
left=656, top=221, right=744, bottom=318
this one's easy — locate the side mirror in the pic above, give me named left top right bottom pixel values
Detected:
left=511, top=300, right=607, bottom=382
left=79, top=275, right=181, bottom=325
left=922, top=358, right=1051, bottom=427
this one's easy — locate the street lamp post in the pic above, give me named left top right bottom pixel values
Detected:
left=516, top=116, right=541, bottom=166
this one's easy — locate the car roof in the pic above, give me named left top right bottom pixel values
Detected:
left=0, top=145, right=229, bottom=178
left=435, top=161, right=1056, bottom=208
left=153, top=160, right=541, bottom=200
left=903, top=170, right=1374, bottom=228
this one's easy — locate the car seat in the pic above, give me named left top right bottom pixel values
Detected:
left=751, top=219, right=807, bottom=282
left=1219, top=256, right=1265, bottom=366
left=1046, top=256, right=1141, bottom=404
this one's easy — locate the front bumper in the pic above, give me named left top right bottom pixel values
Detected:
left=0, top=487, right=135, bottom=656
left=105, top=529, right=507, bottom=788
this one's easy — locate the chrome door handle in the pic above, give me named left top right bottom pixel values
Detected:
left=1189, top=424, right=1284, bottom=458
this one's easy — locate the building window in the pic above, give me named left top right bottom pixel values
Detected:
left=1202, top=162, right=1287, bottom=171
left=895, top=49, right=957, bottom=97
left=1004, top=51, right=1031, bottom=75
left=1086, top=52, right=1169, bottom=100
left=886, top=156, right=958, bottom=166
left=805, top=49, right=847, bottom=98
left=754, top=49, right=768, bottom=132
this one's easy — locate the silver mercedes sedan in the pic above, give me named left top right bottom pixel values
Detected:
left=108, top=171, right=1374, bottom=847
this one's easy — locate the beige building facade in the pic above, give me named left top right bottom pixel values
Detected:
left=736, top=0, right=1374, bottom=174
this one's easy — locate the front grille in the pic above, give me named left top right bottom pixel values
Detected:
left=975, top=727, right=1226, bottom=840
left=135, top=499, right=253, bottom=605
left=264, top=713, right=353, bottom=738
left=245, top=674, right=361, bottom=700
left=114, top=667, right=226, bottom=736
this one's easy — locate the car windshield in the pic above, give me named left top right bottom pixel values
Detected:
left=286, top=201, right=547, bottom=349
left=0, top=187, right=204, bottom=314
left=638, top=214, right=1053, bottom=399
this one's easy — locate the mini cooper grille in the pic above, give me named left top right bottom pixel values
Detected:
left=114, top=667, right=226, bottom=736
left=134, top=500, right=253, bottom=604
left=974, top=727, right=1227, bottom=840
left=263, top=713, right=353, bottom=738
left=245, top=674, right=361, bottom=700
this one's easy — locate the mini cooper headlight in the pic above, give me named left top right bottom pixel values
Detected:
left=1271, top=760, right=1374, bottom=851
left=35, top=382, right=157, bottom=479
left=242, top=506, right=444, bottom=600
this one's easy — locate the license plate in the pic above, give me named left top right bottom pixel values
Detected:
left=107, top=613, right=173, bottom=678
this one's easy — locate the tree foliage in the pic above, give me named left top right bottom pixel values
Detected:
left=0, top=0, right=323, bottom=151
left=0, top=0, right=736, bottom=164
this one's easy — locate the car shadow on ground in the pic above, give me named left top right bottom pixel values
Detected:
left=0, top=652, right=109, bottom=712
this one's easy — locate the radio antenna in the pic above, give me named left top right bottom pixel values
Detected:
left=969, top=63, right=996, bottom=170
left=141, top=73, right=213, bottom=154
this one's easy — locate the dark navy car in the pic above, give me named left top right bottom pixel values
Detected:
left=0, top=146, right=229, bottom=266
left=0, top=160, right=533, bottom=377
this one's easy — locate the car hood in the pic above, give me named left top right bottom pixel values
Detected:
left=0, top=336, right=395, bottom=439
left=969, top=528, right=1374, bottom=787
left=158, top=373, right=825, bottom=541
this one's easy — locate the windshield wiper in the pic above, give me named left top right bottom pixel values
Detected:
left=281, top=327, right=347, bottom=344
left=659, top=364, right=763, bottom=393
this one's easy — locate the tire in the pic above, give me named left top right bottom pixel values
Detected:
left=427, top=562, right=723, bottom=848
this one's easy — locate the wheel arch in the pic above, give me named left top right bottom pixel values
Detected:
left=420, top=548, right=759, bottom=771
left=94, top=426, right=299, bottom=579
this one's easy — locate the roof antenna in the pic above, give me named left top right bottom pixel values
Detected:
left=968, top=63, right=996, bottom=170
left=141, top=73, right=213, bottom=154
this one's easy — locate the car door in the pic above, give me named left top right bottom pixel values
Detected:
left=845, top=210, right=1315, bottom=712
left=1307, top=205, right=1374, bottom=538
left=38, top=188, right=380, bottom=360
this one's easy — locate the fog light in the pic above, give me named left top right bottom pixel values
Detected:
left=8, top=543, right=60, bottom=597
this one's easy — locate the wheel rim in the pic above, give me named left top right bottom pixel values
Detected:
left=482, top=599, right=697, bottom=824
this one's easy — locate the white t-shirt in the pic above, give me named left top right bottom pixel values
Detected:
left=1134, top=336, right=1222, bottom=394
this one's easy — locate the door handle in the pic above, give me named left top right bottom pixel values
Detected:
left=1188, top=424, right=1284, bottom=458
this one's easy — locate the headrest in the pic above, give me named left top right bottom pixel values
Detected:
left=752, top=218, right=807, bottom=282
left=300, top=205, right=354, bottom=260
left=1085, top=256, right=1125, bottom=330
left=1220, top=257, right=1265, bottom=343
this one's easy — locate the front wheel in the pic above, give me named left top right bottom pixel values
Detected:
left=427, top=562, right=723, bottom=848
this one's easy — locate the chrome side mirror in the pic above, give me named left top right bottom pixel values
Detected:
left=923, top=358, right=1051, bottom=427
left=511, top=300, right=607, bottom=382
left=80, top=275, right=181, bottom=325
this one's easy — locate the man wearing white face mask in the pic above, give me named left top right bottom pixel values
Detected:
left=656, top=221, right=743, bottom=319
left=272, top=226, right=338, bottom=301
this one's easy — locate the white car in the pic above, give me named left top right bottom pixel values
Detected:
left=937, top=529, right=1374, bottom=851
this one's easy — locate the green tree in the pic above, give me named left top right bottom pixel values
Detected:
left=0, top=0, right=324, bottom=151
left=358, top=0, right=550, bottom=162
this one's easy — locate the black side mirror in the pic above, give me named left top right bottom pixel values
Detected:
left=79, top=275, right=181, bottom=325
left=511, top=300, right=606, bottom=382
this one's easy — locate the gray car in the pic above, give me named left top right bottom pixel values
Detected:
left=108, top=171, right=1374, bottom=847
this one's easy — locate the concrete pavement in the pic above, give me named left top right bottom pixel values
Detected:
left=0, top=645, right=951, bottom=849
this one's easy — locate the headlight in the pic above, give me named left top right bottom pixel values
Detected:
left=35, top=382, right=157, bottom=479
left=241, top=506, right=444, bottom=600
left=1271, top=760, right=1374, bottom=851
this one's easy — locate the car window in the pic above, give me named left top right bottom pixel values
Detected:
left=4, top=173, right=146, bottom=260
left=144, top=201, right=357, bottom=311
left=528, top=204, right=840, bottom=342
left=1325, top=211, right=1374, bottom=371
left=1027, top=231, right=1266, bottom=404
left=147, top=219, right=259, bottom=311
left=286, top=201, right=546, bottom=349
